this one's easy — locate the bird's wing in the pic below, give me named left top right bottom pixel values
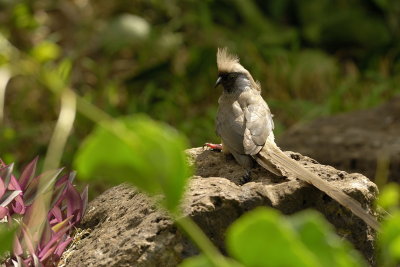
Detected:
left=216, top=91, right=274, bottom=156
left=216, top=99, right=246, bottom=155
left=242, top=92, right=274, bottom=155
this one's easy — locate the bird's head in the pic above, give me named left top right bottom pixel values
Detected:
left=215, top=47, right=260, bottom=93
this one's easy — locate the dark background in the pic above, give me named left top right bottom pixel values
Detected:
left=1, top=0, right=399, bottom=169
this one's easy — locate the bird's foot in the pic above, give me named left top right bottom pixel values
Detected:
left=239, top=170, right=252, bottom=185
left=204, top=143, right=223, bottom=152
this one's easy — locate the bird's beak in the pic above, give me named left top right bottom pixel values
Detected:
left=215, top=76, right=222, bottom=88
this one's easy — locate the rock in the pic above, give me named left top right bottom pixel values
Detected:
left=278, top=97, right=400, bottom=183
left=64, top=147, right=378, bottom=266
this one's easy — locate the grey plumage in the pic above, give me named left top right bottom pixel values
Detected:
left=214, top=47, right=379, bottom=230
left=216, top=77, right=280, bottom=175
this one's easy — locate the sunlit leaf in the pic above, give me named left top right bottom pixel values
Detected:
left=378, top=183, right=400, bottom=210
left=30, top=41, right=60, bottom=63
left=226, top=207, right=319, bottom=267
left=379, top=211, right=400, bottom=266
left=288, top=210, right=365, bottom=267
left=75, top=115, right=192, bottom=213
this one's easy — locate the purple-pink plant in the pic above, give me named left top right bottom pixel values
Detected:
left=0, top=158, right=88, bottom=267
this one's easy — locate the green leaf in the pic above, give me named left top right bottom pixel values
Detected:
left=379, top=211, right=400, bottom=266
left=57, top=58, right=72, bottom=83
left=179, top=255, right=212, bottom=267
left=378, top=183, right=400, bottom=210
left=75, top=115, right=192, bottom=213
left=12, top=3, right=38, bottom=30
left=226, top=207, right=320, bottom=267
left=179, top=255, right=243, bottom=267
left=288, top=210, right=365, bottom=267
left=30, top=41, right=60, bottom=63
left=0, top=224, right=16, bottom=255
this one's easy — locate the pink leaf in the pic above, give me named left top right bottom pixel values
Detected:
left=49, top=218, right=59, bottom=225
left=49, top=206, right=63, bottom=224
left=11, top=195, right=25, bottom=215
left=22, top=176, right=40, bottom=205
left=55, top=171, right=75, bottom=188
left=50, top=182, right=67, bottom=209
left=1, top=190, right=22, bottom=207
left=8, top=176, right=22, bottom=191
left=54, top=237, right=72, bottom=258
left=18, top=157, right=38, bottom=191
left=0, top=163, right=13, bottom=189
left=38, top=223, right=73, bottom=259
left=51, top=172, right=76, bottom=209
left=38, top=244, right=57, bottom=262
left=65, top=182, right=83, bottom=223
left=24, top=169, right=63, bottom=206
left=0, top=178, right=5, bottom=197
left=23, top=257, right=32, bottom=267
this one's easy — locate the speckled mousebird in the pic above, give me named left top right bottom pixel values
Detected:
left=208, top=47, right=379, bottom=230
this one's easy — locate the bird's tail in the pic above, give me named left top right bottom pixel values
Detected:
left=254, top=141, right=380, bottom=230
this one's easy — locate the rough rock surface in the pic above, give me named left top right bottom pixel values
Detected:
left=65, top=147, right=378, bottom=266
left=278, top=97, right=400, bottom=183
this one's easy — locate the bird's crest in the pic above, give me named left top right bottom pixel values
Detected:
left=216, top=47, right=261, bottom=91
left=217, top=47, right=240, bottom=73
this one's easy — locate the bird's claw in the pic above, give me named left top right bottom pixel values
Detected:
left=204, top=143, right=223, bottom=152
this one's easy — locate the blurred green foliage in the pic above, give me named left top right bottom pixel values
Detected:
left=225, top=208, right=365, bottom=267
left=379, top=212, right=400, bottom=266
left=75, top=115, right=191, bottom=213
left=378, top=184, right=400, bottom=266
left=1, top=0, right=400, bottom=170
left=0, top=225, right=15, bottom=256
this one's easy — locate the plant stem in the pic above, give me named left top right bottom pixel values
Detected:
left=43, top=89, right=76, bottom=171
left=78, top=94, right=231, bottom=266
left=0, top=68, right=10, bottom=125
left=24, top=88, right=76, bottom=253
left=175, top=216, right=231, bottom=267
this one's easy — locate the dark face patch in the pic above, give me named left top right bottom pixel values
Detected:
left=217, top=72, right=246, bottom=93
